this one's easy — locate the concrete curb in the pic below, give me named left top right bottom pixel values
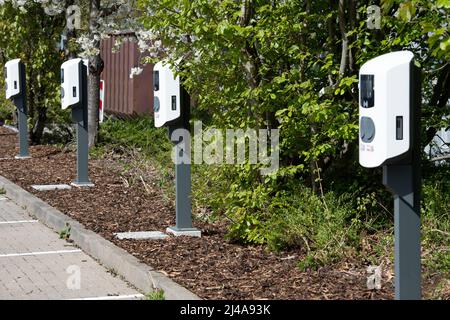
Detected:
left=0, top=175, right=200, bottom=300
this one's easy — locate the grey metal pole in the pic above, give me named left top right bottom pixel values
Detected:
left=175, top=144, right=192, bottom=230
left=168, top=124, right=197, bottom=234
left=382, top=60, right=422, bottom=300
left=14, top=62, right=29, bottom=159
left=383, top=165, right=421, bottom=300
left=72, top=107, right=91, bottom=186
left=71, top=61, right=93, bottom=187
left=383, top=163, right=422, bottom=300
left=14, top=96, right=29, bottom=158
left=166, top=85, right=200, bottom=237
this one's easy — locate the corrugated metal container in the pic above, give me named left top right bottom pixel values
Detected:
left=100, top=33, right=153, bottom=116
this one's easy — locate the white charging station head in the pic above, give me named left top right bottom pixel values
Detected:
left=61, top=58, right=83, bottom=110
left=359, top=51, right=415, bottom=168
left=4, top=59, right=22, bottom=99
left=153, top=61, right=181, bottom=128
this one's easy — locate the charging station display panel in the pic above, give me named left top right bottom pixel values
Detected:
left=61, top=58, right=82, bottom=109
left=5, top=59, right=22, bottom=99
left=153, top=61, right=181, bottom=128
left=359, top=51, right=414, bottom=168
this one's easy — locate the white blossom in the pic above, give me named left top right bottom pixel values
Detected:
left=0, top=0, right=165, bottom=71
left=129, top=67, right=143, bottom=79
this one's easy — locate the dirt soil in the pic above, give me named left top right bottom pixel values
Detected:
left=0, top=126, right=399, bottom=299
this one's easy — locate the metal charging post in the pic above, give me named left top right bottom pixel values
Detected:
left=71, top=61, right=93, bottom=187
left=383, top=65, right=422, bottom=300
left=359, top=52, right=422, bottom=299
left=383, top=164, right=421, bottom=299
left=14, top=62, right=29, bottom=159
left=167, top=86, right=200, bottom=237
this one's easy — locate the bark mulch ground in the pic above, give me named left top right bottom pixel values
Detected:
left=0, top=126, right=395, bottom=300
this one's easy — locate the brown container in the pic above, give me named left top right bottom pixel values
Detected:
left=100, top=33, right=153, bottom=116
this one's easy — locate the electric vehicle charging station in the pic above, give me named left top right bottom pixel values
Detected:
left=153, top=61, right=200, bottom=237
left=4, top=58, right=30, bottom=159
left=61, top=58, right=93, bottom=187
left=359, top=51, right=421, bottom=300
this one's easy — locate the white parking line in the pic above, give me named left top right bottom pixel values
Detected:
left=0, top=220, right=38, bottom=225
left=68, top=294, right=145, bottom=300
left=0, top=249, right=82, bottom=258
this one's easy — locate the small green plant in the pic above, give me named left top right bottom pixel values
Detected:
left=59, top=223, right=71, bottom=240
left=145, top=289, right=165, bottom=300
left=0, top=188, right=6, bottom=195
left=266, top=186, right=363, bottom=270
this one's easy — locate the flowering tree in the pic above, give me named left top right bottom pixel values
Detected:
left=0, top=1, right=66, bottom=143
left=0, top=0, right=150, bottom=146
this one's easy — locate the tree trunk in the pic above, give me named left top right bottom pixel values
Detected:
left=87, top=0, right=103, bottom=148
left=338, top=0, right=348, bottom=77
left=65, top=0, right=77, bottom=59
left=31, top=106, right=47, bottom=144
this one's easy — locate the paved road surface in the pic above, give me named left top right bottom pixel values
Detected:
left=0, top=194, right=144, bottom=300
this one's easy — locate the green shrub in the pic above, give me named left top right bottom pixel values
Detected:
left=0, top=68, right=14, bottom=125
left=0, top=103, right=14, bottom=125
left=193, top=163, right=371, bottom=269
left=193, top=163, right=276, bottom=244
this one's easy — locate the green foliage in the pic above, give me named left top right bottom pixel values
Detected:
left=0, top=99, right=14, bottom=125
left=381, top=0, right=450, bottom=60
left=138, top=0, right=448, bottom=173
left=139, top=0, right=363, bottom=171
left=0, top=67, right=14, bottom=124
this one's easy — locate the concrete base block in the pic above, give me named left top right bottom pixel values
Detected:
left=14, top=155, right=31, bottom=160
left=166, top=227, right=201, bottom=238
left=32, top=184, right=72, bottom=191
left=114, top=231, right=169, bottom=240
left=71, top=182, right=95, bottom=188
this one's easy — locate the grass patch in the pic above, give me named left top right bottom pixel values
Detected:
left=145, top=289, right=165, bottom=300
left=92, top=115, right=176, bottom=202
left=421, top=178, right=450, bottom=279
left=264, top=187, right=365, bottom=270
left=95, top=115, right=172, bottom=167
